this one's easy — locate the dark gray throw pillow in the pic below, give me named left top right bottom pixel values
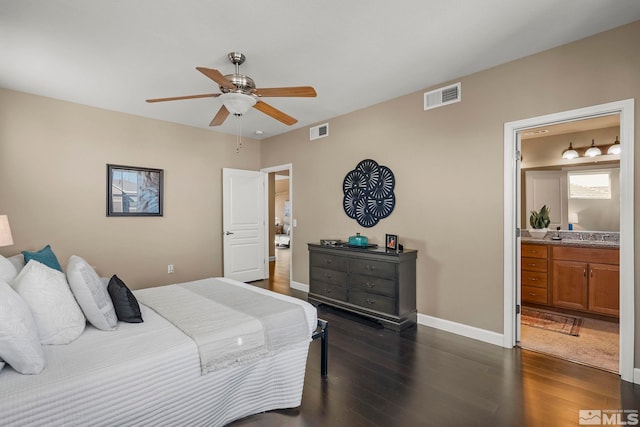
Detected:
left=107, top=275, right=143, bottom=323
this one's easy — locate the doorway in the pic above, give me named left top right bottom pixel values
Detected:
left=518, top=117, right=620, bottom=372
left=503, top=99, right=635, bottom=382
left=262, top=164, right=293, bottom=290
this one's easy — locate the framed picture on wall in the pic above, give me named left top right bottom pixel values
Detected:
left=107, top=164, right=163, bottom=216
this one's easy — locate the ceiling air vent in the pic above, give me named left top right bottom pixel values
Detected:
left=424, top=82, right=461, bottom=111
left=310, top=123, right=329, bottom=141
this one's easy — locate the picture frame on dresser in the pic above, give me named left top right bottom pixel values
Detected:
left=385, top=234, right=398, bottom=252
left=107, top=164, right=163, bottom=217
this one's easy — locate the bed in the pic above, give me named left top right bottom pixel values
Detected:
left=0, top=271, right=318, bottom=427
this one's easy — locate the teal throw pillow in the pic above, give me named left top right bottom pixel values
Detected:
left=22, top=245, right=63, bottom=272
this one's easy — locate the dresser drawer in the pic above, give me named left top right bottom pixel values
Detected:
left=310, top=252, right=348, bottom=270
left=349, top=258, right=395, bottom=279
left=521, top=244, right=548, bottom=259
left=521, top=257, right=547, bottom=272
left=349, top=290, right=396, bottom=315
left=310, top=266, right=347, bottom=287
left=350, top=274, right=396, bottom=298
left=521, top=271, right=547, bottom=289
left=310, top=282, right=347, bottom=301
left=522, top=285, right=548, bottom=304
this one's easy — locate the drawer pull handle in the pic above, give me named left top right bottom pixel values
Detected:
left=528, top=292, right=537, bottom=296
left=527, top=263, right=536, bottom=267
left=366, top=265, right=376, bottom=271
left=324, top=273, right=332, bottom=279
left=365, top=282, right=376, bottom=288
left=324, top=288, right=332, bottom=294
left=365, top=298, right=376, bottom=305
left=325, top=259, right=332, bottom=264
left=529, top=278, right=538, bottom=281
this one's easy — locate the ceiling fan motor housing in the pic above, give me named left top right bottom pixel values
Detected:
left=221, top=74, right=256, bottom=95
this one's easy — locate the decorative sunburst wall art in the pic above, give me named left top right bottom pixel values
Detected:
left=342, top=159, right=396, bottom=227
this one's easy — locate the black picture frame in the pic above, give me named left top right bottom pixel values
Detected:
left=107, top=164, right=163, bottom=217
left=385, top=234, right=398, bottom=252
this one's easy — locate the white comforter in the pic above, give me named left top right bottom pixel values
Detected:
left=0, top=278, right=317, bottom=427
left=136, top=278, right=310, bottom=373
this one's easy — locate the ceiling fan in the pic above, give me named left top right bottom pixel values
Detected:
left=146, top=52, right=317, bottom=127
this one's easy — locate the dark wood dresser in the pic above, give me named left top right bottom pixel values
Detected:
left=308, top=243, right=417, bottom=330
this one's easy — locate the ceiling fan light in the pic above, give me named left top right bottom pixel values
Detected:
left=584, top=139, right=601, bottom=157
left=607, top=136, right=621, bottom=155
left=219, top=92, right=256, bottom=115
left=562, top=142, right=579, bottom=160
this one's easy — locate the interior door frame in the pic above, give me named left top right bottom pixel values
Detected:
left=261, top=163, right=293, bottom=283
left=503, top=99, right=635, bottom=382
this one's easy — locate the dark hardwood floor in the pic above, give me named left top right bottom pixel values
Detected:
left=236, top=250, right=640, bottom=427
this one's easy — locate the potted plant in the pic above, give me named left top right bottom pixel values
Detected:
left=529, top=205, right=550, bottom=238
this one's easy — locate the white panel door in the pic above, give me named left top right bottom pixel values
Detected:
left=222, top=168, right=266, bottom=282
left=524, top=170, right=566, bottom=229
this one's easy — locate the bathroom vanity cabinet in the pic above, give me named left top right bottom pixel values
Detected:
left=521, top=241, right=619, bottom=318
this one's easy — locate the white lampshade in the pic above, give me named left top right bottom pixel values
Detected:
left=607, top=136, right=621, bottom=155
left=568, top=212, right=579, bottom=224
left=562, top=142, right=579, bottom=160
left=0, top=215, right=14, bottom=247
left=219, top=92, right=256, bottom=115
left=584, top=139, right=601, bottom=157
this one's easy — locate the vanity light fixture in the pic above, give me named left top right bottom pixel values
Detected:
left=584, top=139, right=602, bottom=157
left=562, top=142, right=579, bottom=160
left=607, top=136, right=621, bottom=155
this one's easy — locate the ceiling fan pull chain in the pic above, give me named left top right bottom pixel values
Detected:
left=236, top=115, right=243, bottom=153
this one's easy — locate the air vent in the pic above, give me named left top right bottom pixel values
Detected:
left=310, top=123, right=329, bottom=141
left=424, top=82, right=461, bottom=110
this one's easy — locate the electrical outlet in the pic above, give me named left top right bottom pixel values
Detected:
left=167, top=264, right=174, bottom=274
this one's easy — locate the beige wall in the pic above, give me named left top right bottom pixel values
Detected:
left=0, top=89, right=260, bottom=288
left=260, top=22, right=640, bottom=340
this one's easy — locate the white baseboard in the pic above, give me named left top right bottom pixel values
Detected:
left=291, top=280, right=309, bottom=293
left=417, top=313, right=504, bottom=347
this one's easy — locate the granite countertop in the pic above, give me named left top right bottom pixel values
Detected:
left=521, top=230, right=620, bottom=249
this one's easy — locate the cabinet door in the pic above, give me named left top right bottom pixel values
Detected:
left=588, top=263, right=620, bottom=317
left=552, top=260, right=588, bottom=310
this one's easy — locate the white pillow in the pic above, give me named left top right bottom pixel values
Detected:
left=0, top=281, right=45, bottom=374
left=0, top=255, right=18, bottom=282
left=66, top=255, right=117, bottom=331
left=8, top=254, right=25, bottom=272
left=11, top=260, right=85, bottom=345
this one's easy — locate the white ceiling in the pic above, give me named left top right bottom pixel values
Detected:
left=2, top=1, right=640, bottom=140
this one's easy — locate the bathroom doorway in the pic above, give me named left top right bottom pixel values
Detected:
left=503, top=99, right=635, bottom=382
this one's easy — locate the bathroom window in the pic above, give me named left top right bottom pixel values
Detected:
left=568, top=171, right=611, bottom=199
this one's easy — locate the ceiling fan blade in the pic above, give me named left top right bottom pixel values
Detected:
left=253, top=101, right=297, bottom=126
left=254, top=86, right=317, bottom=98
left=209, top=105, right=230, bottom=126
left=196, top=67, right=235, bottom=90
left=146, top=93, right=221, bottom=103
